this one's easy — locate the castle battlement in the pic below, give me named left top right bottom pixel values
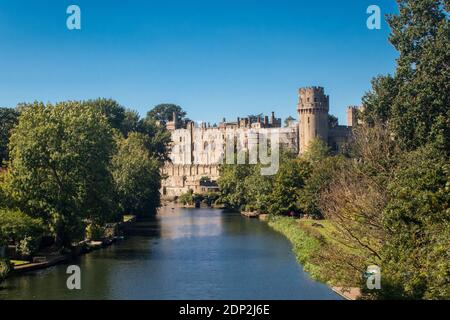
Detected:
left=161, top=86, right=361, bottom=198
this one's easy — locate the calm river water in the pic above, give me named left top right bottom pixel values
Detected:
left=0, top=208, right=341, bottom=300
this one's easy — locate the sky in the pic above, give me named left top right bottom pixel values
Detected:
left=0, top=0, right=399, bottom=125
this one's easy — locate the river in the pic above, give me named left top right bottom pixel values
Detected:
left=0, top=207, right=341, bottom=300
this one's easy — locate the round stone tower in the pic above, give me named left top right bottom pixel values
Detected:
left=297, top=86, right=329, bottom=154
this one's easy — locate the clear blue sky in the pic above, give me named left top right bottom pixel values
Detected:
left=0, top=0, right=399, bottom=125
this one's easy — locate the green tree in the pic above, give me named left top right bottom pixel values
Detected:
left=0, top=259, right=11, bottom=284
left=138, top=118, right=172, bottom=162
left=0, top=208, right=45, bottom=257
left=298, top=156, right=344, bottom=218
left=380, top=145, right=450, bottom=299
left=362, top=75, right=398, bottom=125
left=146, top=104, right=186, bottom=124
left=5, top=101, right=116, bottom=246
left=218, top=164, right=254, bottom=210
left=82, top=99, right=126, bottom=132
left=112, top=132, right=162, bottom=217
left=319, top=125, right=400, bottom=288
left=0, top=107, right=19, bottom=165
left=362, top=0, right=449, bottom=152
left=244, top=168, right=273, bottom=212
left=203, top=191, right=220, bottom=207
left=179, top=190, right=194, bottom=206
left=269, top=154, right=310, bottom=216
left=121, top=109, right=141, bottom=136
left=302, top=138, right=330, bottom=164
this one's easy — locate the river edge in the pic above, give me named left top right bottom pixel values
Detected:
left=1, top=217, right=138, bottom=280
left=265, top=216, right=361, bottom=300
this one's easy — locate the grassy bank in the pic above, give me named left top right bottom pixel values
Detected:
left=267, top=216, right=364, bottom=299
left=267, top=216, right=338, bottom=284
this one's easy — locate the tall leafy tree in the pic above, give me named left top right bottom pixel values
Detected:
left=122, top=109, right=141, bottom=136
left=218, top=164, right=254, bottom=210
left=5, top=102, right=116, bottom=245
left=361, top=75, right=398, bottom=125
left=381, top=145, right=450, bottom=299
left=298, top=139, right=342, bottom=218
left=112, top=132, right=162, bottom=217
left=269, top=154, right=310, bottom=216
left=362, top=0, right=449, bottom=152
left=138, top=118, right=172, bottom=162
left=82, top=98, right=127, bottom=133
left=319, top=125, right=399, bottom=290
left=146, top=104, right=186, bottom=124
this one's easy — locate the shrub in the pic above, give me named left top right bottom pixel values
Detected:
left=85, top=223, right=106, bottom=241
left=0, top=259, right=12, bottom=283
left=0, top=208, right=45, bottom=256
left=178, top=190, right=194, bottom=205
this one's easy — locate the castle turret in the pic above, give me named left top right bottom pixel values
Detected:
left=346, top=105, right=364, bottom=127
left=298, top=86, right=329, bottom=154
left=166, top=111, right=178, bottom=131
left=172, top=111, right=178, bottom=127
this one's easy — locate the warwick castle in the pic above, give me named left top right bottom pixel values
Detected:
left=161, top=87, right=360, bottom=197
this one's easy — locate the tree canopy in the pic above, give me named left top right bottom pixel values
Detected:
left=112, top=132, right=162, bottom=217
left=362, top=0, right=449, bottom=152
left=146, top=104, right=186, bottom=124
left=5, top=102, right=116, bottom=245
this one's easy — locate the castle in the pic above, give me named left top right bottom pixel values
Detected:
left=161, top=86, right=359, bottom=198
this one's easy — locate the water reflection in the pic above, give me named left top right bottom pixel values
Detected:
left=157, top=207, right=224, bottom=239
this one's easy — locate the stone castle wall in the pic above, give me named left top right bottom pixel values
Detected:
left=161, top=87, right=356, bottom=198
left=161, top=123, right=298, bottom=197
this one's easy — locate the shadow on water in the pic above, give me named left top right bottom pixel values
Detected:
left=0, top=208, right=342, bottom=300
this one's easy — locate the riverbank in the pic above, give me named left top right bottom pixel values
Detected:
left=266, top=216, right=360, bottom=300
left=2, top=218, right=136, bottom=278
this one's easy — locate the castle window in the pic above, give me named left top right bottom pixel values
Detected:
left=307, top=98, right=310, bottom=102
left=307, top=117, right=310, bottom=124
left=179, top=137, right=182, bottom=142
